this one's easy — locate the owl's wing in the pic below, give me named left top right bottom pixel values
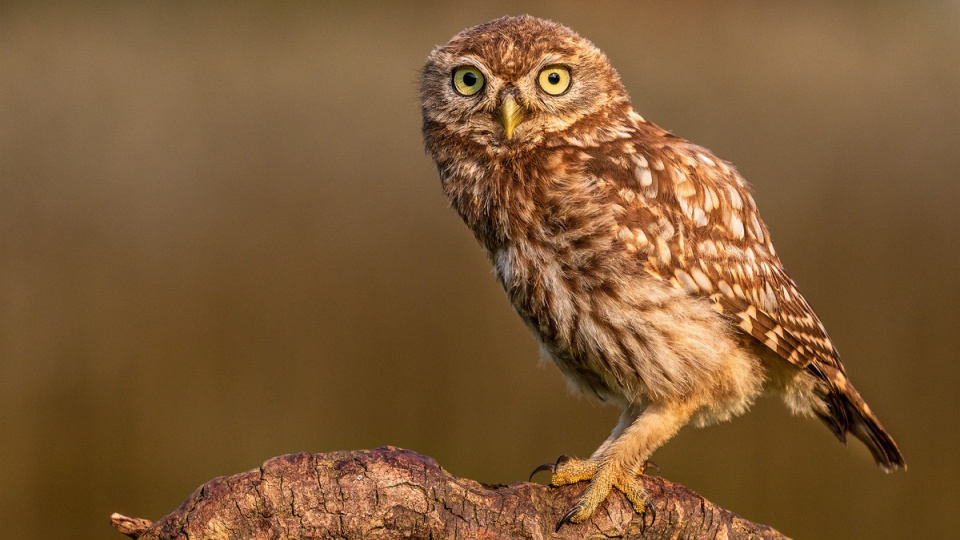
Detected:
left=593, top=131, right=906, bottom=469
left=606, top=132, right=843, bottom=372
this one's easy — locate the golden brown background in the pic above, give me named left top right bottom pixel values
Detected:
left=2, top=2, right=958, bottom=538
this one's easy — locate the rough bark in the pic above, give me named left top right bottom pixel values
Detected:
left=111, top=447, right=788, bottom=539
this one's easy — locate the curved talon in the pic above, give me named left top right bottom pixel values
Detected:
left=644, top=500, right=657, bottom=524
left=529, top=454, right=572, bottom=482
left=528, top=462, right=555, bottom=481
left=642, top=460, right=660, bottom=475
left=555, top=506, right=581, bottom=532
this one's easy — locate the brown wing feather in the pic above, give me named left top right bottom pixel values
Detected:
left=603, top=124, right=905, bottom=470
left=601, top=119, right=843, bottom=372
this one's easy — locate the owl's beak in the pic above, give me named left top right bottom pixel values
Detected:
left=498, top=95, right=524, bottom=140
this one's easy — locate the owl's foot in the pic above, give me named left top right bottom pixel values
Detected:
left=549, top=457, right=651, bottom=531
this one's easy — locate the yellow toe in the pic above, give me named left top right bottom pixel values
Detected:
left=555, top=460, right=650, bottom=529
left=550, top=457, right=598, bottom=486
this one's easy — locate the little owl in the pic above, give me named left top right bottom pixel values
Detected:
left=420, top=15, right=905, bottom=529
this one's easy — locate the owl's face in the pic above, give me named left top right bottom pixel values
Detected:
left=421, top=16, right=630, bottom=153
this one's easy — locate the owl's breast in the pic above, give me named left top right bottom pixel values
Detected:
left=481, top=153, right=623, bottom=333
left=493, top=218, right=659, bottom=402
left=493, top=240, right=620, bottom=401
left=448, top=150, right=679, bottom=399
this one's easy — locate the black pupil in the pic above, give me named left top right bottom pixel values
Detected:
left=547, top=72, right=561, bottom=84
left=463, top=72, right=477, bottom=86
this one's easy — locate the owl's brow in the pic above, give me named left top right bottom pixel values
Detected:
left=534, top=54, right=568, bottom=71
left=454, top=56, right=488, bottom=72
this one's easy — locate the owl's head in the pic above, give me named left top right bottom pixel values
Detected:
left=421, top=16, right=630, bottom=153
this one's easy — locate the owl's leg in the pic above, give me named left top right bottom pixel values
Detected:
left=542, top=402, right=641, bottom=484
left=554, top=401, right=694, bottom=529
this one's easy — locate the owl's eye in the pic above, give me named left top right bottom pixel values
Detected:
left=452, top=66, right=485, bottom=96
left=537, top=66, right=571, bottom=95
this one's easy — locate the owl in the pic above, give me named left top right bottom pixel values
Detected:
left=420, top=15, right=905, bottom=529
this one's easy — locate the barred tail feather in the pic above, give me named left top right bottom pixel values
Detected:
left=810, top=364, right=906, bottom=472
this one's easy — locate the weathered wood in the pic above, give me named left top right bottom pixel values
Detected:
left=111, top=447, right=787, bottom=539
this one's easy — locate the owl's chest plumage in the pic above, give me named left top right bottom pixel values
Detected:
left=442, top=145, right=691, bottom=402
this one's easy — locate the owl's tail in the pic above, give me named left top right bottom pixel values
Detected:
left=811, top=363, right=906, bottom=472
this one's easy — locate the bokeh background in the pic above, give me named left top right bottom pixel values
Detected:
left=2, top=2, right=958, bottom=538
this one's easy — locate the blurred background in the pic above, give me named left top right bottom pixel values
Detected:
left=1, top=2, right=958, bottom=538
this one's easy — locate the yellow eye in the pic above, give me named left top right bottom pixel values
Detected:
left=452, top=66, right=485, bottom=96
left=538, top=65, right=571, bottom=95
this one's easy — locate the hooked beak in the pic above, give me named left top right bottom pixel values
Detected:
left=498, top=95, right=524, bottom=140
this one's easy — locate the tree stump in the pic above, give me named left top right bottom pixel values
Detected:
left=110, top=446, right=788, bottom=539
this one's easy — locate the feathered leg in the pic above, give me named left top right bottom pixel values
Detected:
left=552, top=401, right=694, bottom=529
